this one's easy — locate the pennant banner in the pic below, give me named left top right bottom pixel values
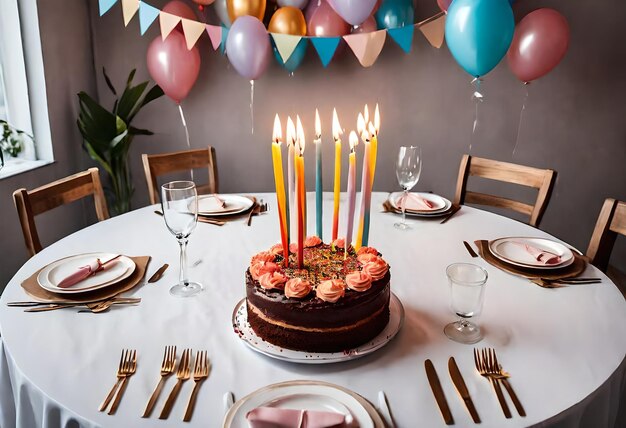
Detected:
left=220, top=26, right=229, bottom=54
left=388, top=25, right=414, bottom=53
left=159, top=12, right=180, bottom=40
left=99, top=0, right=118, bottom=16
left=182, top=18, right=206, bottom=50
left=138, top=2, right=159, bottom=35
left=343, top=30, right=386, bottom=68
left=271, top=33, right=303, bottom=64
left=311, top=37, right=341, bottom=68
left=122, top=0, right=139, bottom=26
left=419, top=15, right=445, bottom=49
left=205, top=25, right=223, bottom=51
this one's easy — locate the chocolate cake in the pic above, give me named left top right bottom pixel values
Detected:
left=245, top=238, right=391, bottom=353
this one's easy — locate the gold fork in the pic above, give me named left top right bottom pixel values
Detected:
left=183, top=350, right=211, bottom=422
left=99, top=349, right=134, bottom=411
left=474, top=348, right=511, bottom=418
left=142, top=346, right=177, bottom=418
left=159, top=348, right=192, bottom=419
left=488, top=348, right=526, bottom=417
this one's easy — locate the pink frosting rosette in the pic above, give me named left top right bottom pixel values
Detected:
left=357, top=253, right=378, bottom=264
left=357, top=246, right=378, bottom=256
left=361, top=256, right=388, bottom=281
left=316, top=279, right=346, bottom=303
left=269, top=243, right=284, bottom=256
left=289, top=243, right=299, bottom=254
left=250, top=261, right=280, bottom=281
left=251, top=251, right=275, bottom=266
left=258, top=271, right=288, bottom=290
left=345, top=271, right=373, bottom=292
left=331, top=238, right=346, bottom=249
left=304, top=236, right=322, bottom=248
left=285, top=278, right=312, bottom=299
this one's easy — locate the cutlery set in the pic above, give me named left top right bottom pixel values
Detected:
left=425, top=349, right=524, bottom=425
left=101, top=347, right=210, bottom=422
left=8, top=296, right=141, bottom=313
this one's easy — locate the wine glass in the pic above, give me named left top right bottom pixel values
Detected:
left=444, top=263, right=488, bottom=344
left=161, top=181, right=203, bottom=297
left=394, top=146, right=422, bottom=230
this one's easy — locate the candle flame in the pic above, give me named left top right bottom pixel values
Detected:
left=349, top=131, right=358, bottom=152
left=374, top=103, right=380, bottom=134
left=363, top=104, right=369, bottom=125
left=332, top=108, right=343, bottom=141
left=357, top=113, right=369, bottom=142
left=296, top=115, right=305, bottom=154
left=272, top=114, right=282, bottom=144
left=286, top=116, right=296, bottom=147
left=368, top=121, right=376, bottom=138
left=315, top=109, right=321, bottom=139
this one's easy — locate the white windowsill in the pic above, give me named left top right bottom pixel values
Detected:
left=0, top=158, right=52, bottom=179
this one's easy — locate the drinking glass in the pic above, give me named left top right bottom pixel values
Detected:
left=161, top=181, right=203, bottom=297
left=444, top=263, right=488, bottom=344
left=394, top=146, right=422, bottom=230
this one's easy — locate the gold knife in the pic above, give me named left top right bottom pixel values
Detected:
left=425, top=359, right=454, bottom=425
left=148, top=263, right=169, bottom=283
left=448, top=357, right=481, bottom=423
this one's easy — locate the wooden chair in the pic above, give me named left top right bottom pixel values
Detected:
left=454, top=154, right=556, bottom=227
left=142, top=146, right=218, bottom=205
left=586, top=198, right=626, bottom=273
left=13, top=167, right=109, bottom=257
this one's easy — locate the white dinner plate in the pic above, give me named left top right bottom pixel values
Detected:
left=195, top=194, right=253, bottom=216
left=488, top=237, right=575, bottom=270
left=223, top=380, right=385, bottom=428
left=37, top=253, right=136, bottom=294
left=388, top=192, right=452, bottom=217
left=232, top=293, right=404, bottom=364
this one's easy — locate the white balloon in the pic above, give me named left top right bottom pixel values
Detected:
left=214, top=0, right=231, bottom=27
left=277, top=0, right=310, bottom=9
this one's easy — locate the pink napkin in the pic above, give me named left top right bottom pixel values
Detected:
left=57, top=256, right=120, bottom=288
left=246, top=407, right=347, bottom=428
left=514, top=242, right=562, bottom=265
left=397, top=193, right=434, bottom=211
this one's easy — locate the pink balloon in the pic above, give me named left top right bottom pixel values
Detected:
left=507, top=8, right=570, bottom=83
left=437, top=0, right=452, bottom=12
left=162, top=0, right=197, bottom=33
left=146, top=32, right=201, bottom=104
left=327, top=0, right=377, bottom=26
left=351, top=15, right=377, bottom=34
left=306, top=0, right=350, bottom=37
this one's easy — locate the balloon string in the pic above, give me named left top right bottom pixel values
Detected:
left=250, top=80, right=255, bottom=135
left=178, top=103, right=194, bottom=182
left=470, top=78, right=484, bottom=152
left=512, top=83, right=530, bottom=158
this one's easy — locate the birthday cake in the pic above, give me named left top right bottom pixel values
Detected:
left=245, top=237, right=391, bottom=353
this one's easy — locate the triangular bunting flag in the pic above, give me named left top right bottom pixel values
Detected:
left=99, top=0, right=118, bottom=16
left=181, top=18, right=206, bottom=50
left=220, top=26, right=229, bottom=54
left=310, top=37, right=341, bottom=68
left=205, top=25, right=223, bottom=51
left=271, top=34, right=303, bottom=64
left=159, top=12, right=181, bottom=40
left=122, top=0, right=139, bottom=26
left=419, top=15, right=445, bottom=49
left=343, top=30, right=386, bottom=68
left=387, top=25, right=414, bottom=53
left=139, top=2, right=160, bottom=35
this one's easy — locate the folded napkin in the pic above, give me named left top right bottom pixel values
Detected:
left=514, top=242, right=562, bottom=265
left=246, top=407, right=346, bottom=428
left=58, top=256, right=119, bottom=288
left=211, top=194, right=226, bottom=208
left=396, top=193, right=434, bottom=211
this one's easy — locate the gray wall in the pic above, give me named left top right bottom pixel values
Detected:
left=1, top=0, right=625, bottom=286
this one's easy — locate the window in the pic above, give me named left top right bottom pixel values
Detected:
left=0, top=0, right=52, bottom=178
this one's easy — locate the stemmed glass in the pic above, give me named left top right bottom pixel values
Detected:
left=394, top=146, right=422, bottom=230
left=161, top=181, right=203, bottom=297
left=444, top=263, right=488, bottom=344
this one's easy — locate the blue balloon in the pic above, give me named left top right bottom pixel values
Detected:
left=445, top=0, right=515, bottom=77
left=273, top=38, right=308, bottom=73
left=375, top=0, right=414, bottom=30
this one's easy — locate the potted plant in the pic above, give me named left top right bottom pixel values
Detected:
left=77, top=68, right=163, bottom=215
left=0, top=119, right=30, bottom=168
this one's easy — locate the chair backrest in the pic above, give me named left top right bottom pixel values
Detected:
left=142, top=146, right=218, bottom=205
left=454, top=154, right=556, bottom=227
left=586, top=198, right=626, bottom=272
left=13, top=167, right=109, bottom=257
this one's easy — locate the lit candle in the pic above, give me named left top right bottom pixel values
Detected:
left=271, top=115, right=289, bottom=265
left=355, top=113, right=372, bottom=250
left=286, top=117, right=296, bottom=244
left=345, top=131, right=358, bottom=256
left=314, top=109, right=323, bottom=239
left=296, top=115, right=307, bottom=238
left=295, top=120, right=306, bottom=269
left=331, top=108, right=342, bottom=241
left=369, top=104, right=380, bottom=187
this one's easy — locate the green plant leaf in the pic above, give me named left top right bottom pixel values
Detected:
left=83, top=139, right=113, bottom=176
left=139, top=84, right=165, bottom=110
left=117, top=81, right=148, bottom=122
left=128, top=126, right=154, bottom=136
left=126, top=69, right=136, bottom=89
left=102, top=67, right=117, bottom=96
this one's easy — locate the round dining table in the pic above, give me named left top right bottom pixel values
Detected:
left=0, top=192, right=624, bottom=428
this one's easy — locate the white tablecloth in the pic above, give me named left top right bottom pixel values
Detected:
left=1, top=193, right=624, bottom=428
